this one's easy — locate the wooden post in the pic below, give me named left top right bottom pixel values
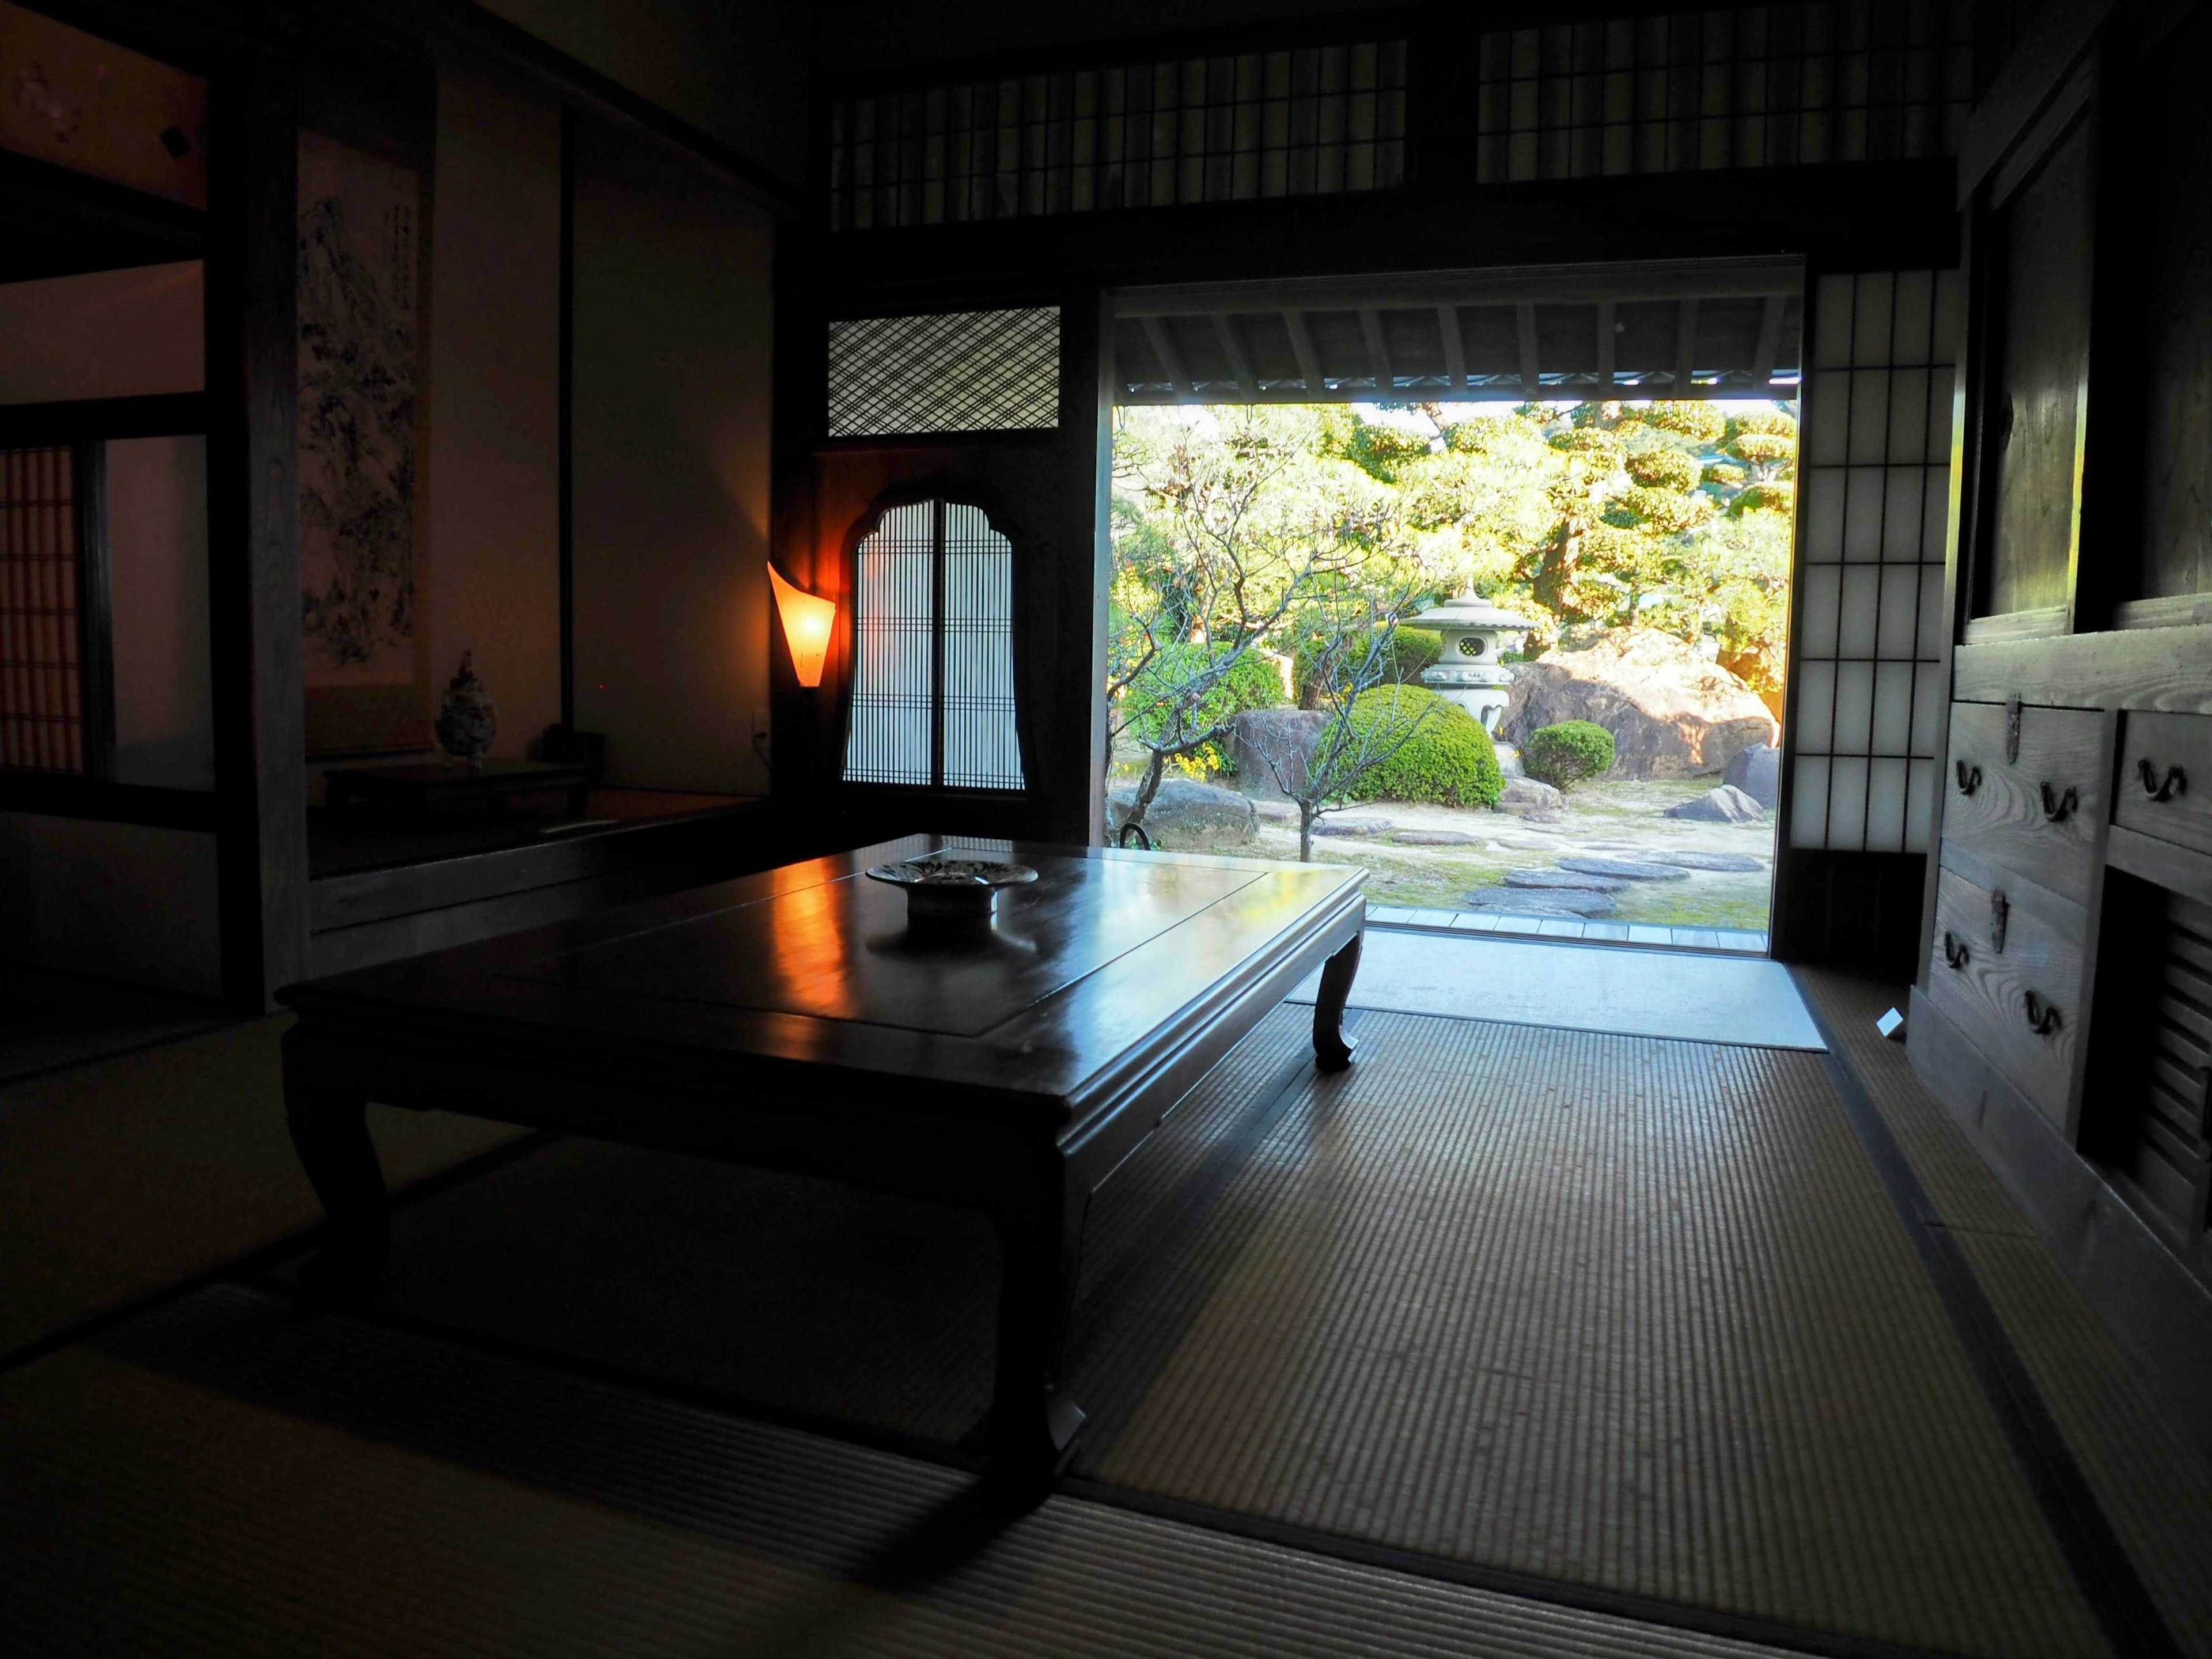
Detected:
left=204, top=18, right=309, bottom=1009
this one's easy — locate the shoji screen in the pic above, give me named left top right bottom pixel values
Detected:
left=1789, top=269, right=1959, bottom=853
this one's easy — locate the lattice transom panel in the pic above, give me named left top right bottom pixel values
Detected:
left=1474, top=1, right=2010, bottom=185
left=828, top=308, right=1060, bottom=438
left=830, top=41, right=1407, bottom=233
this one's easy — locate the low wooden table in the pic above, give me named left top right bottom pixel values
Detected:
left=323, top=759, right=592, bottom=817
left=278, top=836, right=1365, bottom=1470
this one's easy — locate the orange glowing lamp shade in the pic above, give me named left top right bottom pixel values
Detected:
left=767, top=564, right=835, bottom=689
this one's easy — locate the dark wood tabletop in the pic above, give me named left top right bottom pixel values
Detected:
left=277, top=834, right=1367, bottom=1471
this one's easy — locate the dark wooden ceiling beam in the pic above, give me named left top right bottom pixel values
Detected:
left=1516, top=302, right=1540, bottom=400
left=1675, top=297, right=1700, bottom=394
left=1751, top=292, right=1785, bottom=389
left=1436, top=303, right=1467, bottom=392
left=1141, top=315, right=1191, bottom=395
left=1212, top=313, right=1259, bottom=392
left=1358, top=308, right=1392, bottom=393
left=1283, top=309, right=1325, bottom=393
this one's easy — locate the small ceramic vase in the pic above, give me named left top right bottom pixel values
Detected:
left=435, top=650, right=498, bottom=771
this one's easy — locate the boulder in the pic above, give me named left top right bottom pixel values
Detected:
left=1504, top=868, right=1629, bottom=892
left=1497, top=776, right=1564, bottom=817
left=1463, top=888, right=1617, bottom=917
left=1391, top=830, right=1480, bottom=846
left=1108, top=777, right=1257, bottom=847
left=1723, top=741, right=1781, bottom=809
left=1556, top=856, right=1691, bottom=882
left=1494, top=742, right=1525, bottom=779
left=1501, top=628, right=1778, bottom=781
left=1664, top=784, right=1765, bottom=823
left=1229, top=708, right=1331, bottom=800
left=1647, top=850, right=1767, bottom=873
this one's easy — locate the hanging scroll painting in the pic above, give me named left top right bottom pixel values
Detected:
left=298, top=127, right=431, bottom=755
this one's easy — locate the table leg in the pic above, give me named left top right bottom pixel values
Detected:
left=987, top=1166, right=1086, bottom=1475
left=1313, top=930, right=1362, bottom=1072
left=283, top=1043, right=390, bottom=1295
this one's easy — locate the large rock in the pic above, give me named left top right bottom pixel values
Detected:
left=1108, top=777, right=1257, bottom=846
left=1664, top=783, right=1765, bottom=823
left=1229, top=708, right=1331, bottom=800
left=1724, top=741, right=1781, bottom=809
left=1497, top=776, right=1563, bottom=817
left=1501, top=628, right=1778, bottom=781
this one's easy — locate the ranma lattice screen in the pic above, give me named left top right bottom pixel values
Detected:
left=1788, top=269, right=1960, bottom=854
left=829, top=40, right=1407, bottom=232
left=1474, top=1, right=1998, bottom=185
left=828, top=308, right=1060, bottom=438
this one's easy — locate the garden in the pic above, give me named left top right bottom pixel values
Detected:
left=1107, top=397, right=1796, bottom=934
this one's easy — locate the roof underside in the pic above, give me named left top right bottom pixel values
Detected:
left=1114, top=286, right=1803, bottom=406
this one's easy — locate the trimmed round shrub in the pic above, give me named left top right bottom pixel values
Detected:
left=1521, top=719, right=1616, bottom=790
left=1385, top=626, right=1441, bottom=684
left=1625, top=446, right=1699, bottom=491
left=1122, top=643, right=1286, bottom=772
left=1293, top=624, right=1441, bottom=704
left=1334, top=685, right=1503, bottom=809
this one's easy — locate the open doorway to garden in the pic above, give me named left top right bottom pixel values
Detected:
left=1106, top=392, right=1795, bottom=948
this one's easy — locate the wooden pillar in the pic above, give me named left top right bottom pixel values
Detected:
left=204, top=17, right=308, bottom=1009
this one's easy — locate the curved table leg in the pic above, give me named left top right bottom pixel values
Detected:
left=283, top=1037, right=390, bottom=1296
left=1313, top=930, right=1363, bottom=1072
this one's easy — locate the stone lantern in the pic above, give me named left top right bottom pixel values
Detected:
left=1415, top=593, right=1533, bottom=734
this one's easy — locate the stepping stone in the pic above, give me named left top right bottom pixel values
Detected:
left=1391, top=830, right=1480, bottom=846
left=1556, top=856, right=1692, bottom=882
left=1504, top=868, right=1630, bottom=892
left=1579, top=841, right=1638, bottom=850
left=1463, top=888, right=1617, bottom=917
left=1646, top=850, right=1768, bottom=873
left=1313, top=817, right=1393, bottom=838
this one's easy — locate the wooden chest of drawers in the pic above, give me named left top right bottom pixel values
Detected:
left=2116, top=711, right=2212, bottom=860
left=1941, top=701, right=2105, bottom=907
left=1926, top=862, right=2085, bottom=1128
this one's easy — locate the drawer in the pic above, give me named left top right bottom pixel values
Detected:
left=2116, top=712, right=2212, bottom=859
left=1941, top=702, right=2105, bottom=906
left=1926, top=863, right=2084, bottom=1130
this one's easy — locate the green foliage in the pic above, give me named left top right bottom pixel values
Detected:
left=1732, top=481, right=1794, bottom=517
left=1521, top=719, right=1617, bottom=790
left=1334, top=685, right=1503, bottom=809
left=1626, top=446, right=1699, bottom=491
left=1642, top=400, right=1729, bottom=442
left=1703, top=460, right=1749, bottom=488
left=1122, top=643, right=1285, bottom=772
left=1384, top=626, right=1441, bottom=683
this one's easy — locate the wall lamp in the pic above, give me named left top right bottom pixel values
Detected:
left=767, top=565, right=835, bottom=689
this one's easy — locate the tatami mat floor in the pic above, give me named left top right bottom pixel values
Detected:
left=2, top=968, right=2205, bottom=1658
left=2, top=1294, right=1823, bottom=1659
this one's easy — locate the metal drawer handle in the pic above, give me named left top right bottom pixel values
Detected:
left=1990, top=889, right=2009, bottom=955
left=2039, top=781, right=2078, bottom=823
left=1955, top=760, right=1982, bottom=797
left=1942, top=931, right=1971, bottom=971
left=2137, top=758, right=2187, bottom=802
left=2022, top=991, right=2061, bottom=1036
